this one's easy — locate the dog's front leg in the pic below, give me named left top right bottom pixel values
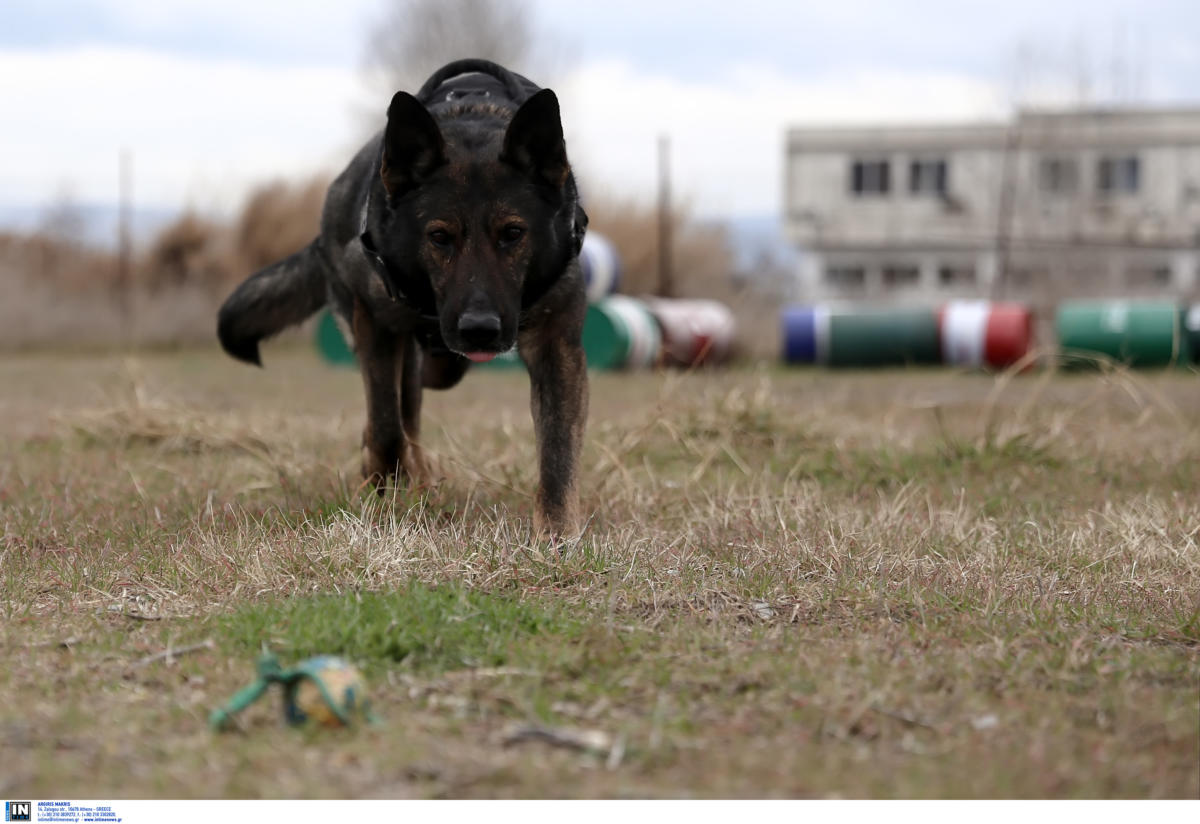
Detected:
left=354, top=296, right=404, bottom=487
left=397, top=334, right=431, bottom=483
left=519, top=325, right=588, bottom=537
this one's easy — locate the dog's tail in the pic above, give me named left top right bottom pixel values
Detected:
left=217, top=239, right=329, bottom=366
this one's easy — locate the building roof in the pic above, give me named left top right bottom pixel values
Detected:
left=787, top=106, right=1200, bottom=152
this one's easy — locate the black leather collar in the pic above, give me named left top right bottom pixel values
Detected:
left=358, top=229, right=440, bottom=319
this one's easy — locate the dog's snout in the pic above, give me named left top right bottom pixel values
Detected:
left=457, top=310, right=502, bottom=348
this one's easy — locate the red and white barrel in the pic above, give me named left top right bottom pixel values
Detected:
left=939, top=301, right=1033, bottom=369
left=644, top=298, right=736, bottom=367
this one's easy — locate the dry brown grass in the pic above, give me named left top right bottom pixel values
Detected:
left=140, top=175, right=328, bottom=294
left=233, top=177, right=328, bottom=275
left=0, top=230, right=121, bottom=294
left=141, top=212, right=232, bottom=292
left=2, top=179, right=787, bottom=357
left=0, top=177, right=328, bottom=349
left=583, top=197, right=731, bottom=300
left=1, top=347, right=1198, bottom=798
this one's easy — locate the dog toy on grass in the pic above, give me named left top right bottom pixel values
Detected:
left=209, top=653, right=372, bottom=731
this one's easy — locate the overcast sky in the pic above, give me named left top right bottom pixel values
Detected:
left=2, top=0, right=1198, bottom=223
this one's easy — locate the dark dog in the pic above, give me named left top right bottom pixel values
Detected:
left=217, top=59, right=589, bottom=535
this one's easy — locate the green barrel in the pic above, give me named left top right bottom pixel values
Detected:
left=1056, top=300, right=1188, bottom=368
left=582, top=295, right=661, bottom=370
left=315, top=308, right=356, bottom=366
left=1187, top=305, right=1200, bottom=364
left=826, top=306, right=941, bottom=367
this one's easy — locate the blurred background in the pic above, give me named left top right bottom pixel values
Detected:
left=2, top=0, right=1198, bottom=359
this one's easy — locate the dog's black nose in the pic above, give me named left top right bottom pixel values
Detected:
left=457, top=310, right=502, bottom=348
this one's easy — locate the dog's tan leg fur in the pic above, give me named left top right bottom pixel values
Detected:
left=519, top=327, right=588, bottom=537
left=397, top=332, right=431, bottom=484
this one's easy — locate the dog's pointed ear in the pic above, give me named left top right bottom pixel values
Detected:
left=381, top=92, right=446, bottom=199
left=502, top=89, right=569, bottom=189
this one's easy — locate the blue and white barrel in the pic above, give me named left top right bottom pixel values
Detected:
left=580, top=233, right=621, bottom=302
left=781, top=304, right=941, bottom=367
left=781, top=305, right=831, bottom=364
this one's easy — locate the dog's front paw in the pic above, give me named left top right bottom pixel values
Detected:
left=361, top=434, right=433, bottom=493
left=360, top=429, right=401, bottom=491
left=401, top=441, right=434, bottom=487
left=361, top=447, right=394, bottom=491
left=533, top=494, right=580, bottom=543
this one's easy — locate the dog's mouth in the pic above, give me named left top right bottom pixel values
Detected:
left=453, top=342, right=516, bottom=363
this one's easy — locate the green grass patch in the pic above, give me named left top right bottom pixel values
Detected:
left=216, top=583, right=585, bottom=674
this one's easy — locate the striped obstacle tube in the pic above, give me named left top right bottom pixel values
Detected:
left=1187, top=305, right=1200, bottom=364
left=781, top=305, right=828, bottom=364
left=582, top=295, right=661, bottom=370
left=315, top=308, right=356, bottom=366
left=939, top=301, right=1034, bottom=369
left=1056, top=300, right=1190, bottom=368
left=643, top=297, right=736, bottom=367
left=579, top=232, right=621, bottom=302
left=781, top=304, right=940, bottom=367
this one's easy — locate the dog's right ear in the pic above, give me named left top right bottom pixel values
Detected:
left=502, top=89, right=568, bottom=190
left=381, top=92, right=446, bottom=199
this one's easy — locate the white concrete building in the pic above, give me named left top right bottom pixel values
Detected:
left=784, top=107, right=1200, bottom=304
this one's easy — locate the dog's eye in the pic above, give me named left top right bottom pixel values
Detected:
left=499, top=225, right=525, bottom=247
left=428, top=229, right=453, bottom=250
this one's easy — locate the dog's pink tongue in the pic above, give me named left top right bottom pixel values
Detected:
left=466, top=352, right=497, bottom=363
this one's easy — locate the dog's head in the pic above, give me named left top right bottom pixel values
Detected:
left=368, top=88, right=577, bottom=361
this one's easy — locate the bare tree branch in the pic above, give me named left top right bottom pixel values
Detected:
left=362, top=0, right=540, bottom=97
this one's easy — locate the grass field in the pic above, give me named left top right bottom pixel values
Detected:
left=2, top=346, right=1198, bottom=798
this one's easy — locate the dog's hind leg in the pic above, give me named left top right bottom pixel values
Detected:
left=353, top=296, right=404, bottom=488
left=420, top=351, right=469, bottom=389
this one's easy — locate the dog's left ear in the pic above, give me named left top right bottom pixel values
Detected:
left=502, top=89, right=569, bottom=189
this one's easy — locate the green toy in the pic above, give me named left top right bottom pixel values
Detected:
left=209, top=653, right=373, bottom=731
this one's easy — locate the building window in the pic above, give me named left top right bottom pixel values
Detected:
left=1039, top=156, right=1079, bottom=193
left=1097, top=155, right=1140, bottom=194
left=825, top=266, right=866, bottom=288
left=882, top=265, right=920, bottom=287
left=938, top=265, right=976, bottom=287
left=1006, top=267, right=1044, bottom=288
left=1127, top=263, right=1171, bottom=288
left=850, top=159, right=890, bottom=195
left=909, top=159, right=948, bottom=195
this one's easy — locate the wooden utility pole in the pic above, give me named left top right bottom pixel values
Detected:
left=117, top=148, right=133, bottom=327
left=657, top=134, right=674, bottom=297
left=993, top=124, right=1019, bottom=300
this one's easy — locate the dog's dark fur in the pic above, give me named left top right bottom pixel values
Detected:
left=217, top=60, right=589, bottom=535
